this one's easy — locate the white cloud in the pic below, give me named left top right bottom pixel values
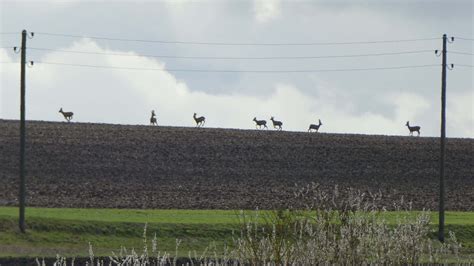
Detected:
left=448, top=90, right=474, bottom=137
left=253, top=0, right=281, bottom=23
left=392, top=92, right=430, bottom=124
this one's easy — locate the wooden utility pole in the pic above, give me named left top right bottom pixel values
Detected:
left=438, top=34, right=447, bottom=242
left=19, top=29, right=27, bottom=233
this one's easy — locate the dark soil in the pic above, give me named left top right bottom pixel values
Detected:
left=0, top=119, right=472, bottom=210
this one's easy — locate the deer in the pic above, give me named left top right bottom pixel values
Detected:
left=253, top=117, right=268, bottom=129
left=59, top=108, right=74, bottom=122
left=150, top=110, right=157, bottom=126
left=270, top=117, right=283, bottom=130
left=308, top=119, right=322, bottom=132
left=193, top=113, right=206, bottom=127
left=406, top=121, right=421, bottom=136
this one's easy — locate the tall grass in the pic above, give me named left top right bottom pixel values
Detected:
left=43, top=183, right=463, bottom=265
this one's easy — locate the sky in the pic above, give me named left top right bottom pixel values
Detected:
left=0, top=0, right=473, bottom=137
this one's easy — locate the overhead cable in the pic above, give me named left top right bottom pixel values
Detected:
left=32, top=61, right=439, bottom=73
left=27, top=47, right=435, bottom=60
left=34, top=32, right=440, bottom=46
left=449, top=51, right=474, bottom=56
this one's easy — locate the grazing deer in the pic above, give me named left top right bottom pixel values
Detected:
left=59, top=108, right=74, bottom=122
left=308, top=119, right=322, bottom=132
left=193, top=113, right=206, bottom=127
left=406, top=121, right=421, bottom=136
left=150, top=110, right=157, bottom=126
left=253, top=117, right=268, bottom=129
left=270, top=117, right=283, bottom=130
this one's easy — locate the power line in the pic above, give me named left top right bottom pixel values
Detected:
left=0, top=32, right=18, bottom=35
left=454, top=36, right=474, bottom=41
left=449, top=51, right=474, bottom=56
left=28, top=47, right=434, bottom=60
left=455, top=64, right=474, bottom=68
left=34, top=32, right=440, bottom=46
left=32, top=61, right=439, bottom=73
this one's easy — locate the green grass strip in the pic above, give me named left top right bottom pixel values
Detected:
left=0, top=207, right=473, bottom=225
left=0, top=207, right=473, bottom=258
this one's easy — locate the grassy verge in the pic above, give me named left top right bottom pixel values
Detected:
left=0, top=207, right=473, bottom=258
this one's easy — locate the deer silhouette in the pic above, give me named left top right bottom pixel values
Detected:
left=253, top=117, right=268, bottom=129
left=59, top=108, right=74, bottom=122
left=308, top=119, right=322, bottom=132
left=406, top=121, right=421, bottom=136
left=150, top=110, right=157, bottom=126
left=270, top=117, right=283, bottom=130
left=193, top=113, right=206, bottom=127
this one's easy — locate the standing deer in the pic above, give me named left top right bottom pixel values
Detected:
left=270, top=117, right=283, bottom=130
left=193, top=113, right=206, bottom=127
left=406, top=121, right=421, bottom=136
left=308, top=119, right=322, bottom=132
left=59, top=108, right=74, bottom=122
left=150, top=110, right=157, bottom=126
left=253, top=117, right=268, bottom=129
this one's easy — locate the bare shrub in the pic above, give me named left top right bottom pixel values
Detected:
left=233, top=183, right=462, bottom=265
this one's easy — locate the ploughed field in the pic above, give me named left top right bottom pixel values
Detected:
left=0, top=119, right=472, bottom=210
